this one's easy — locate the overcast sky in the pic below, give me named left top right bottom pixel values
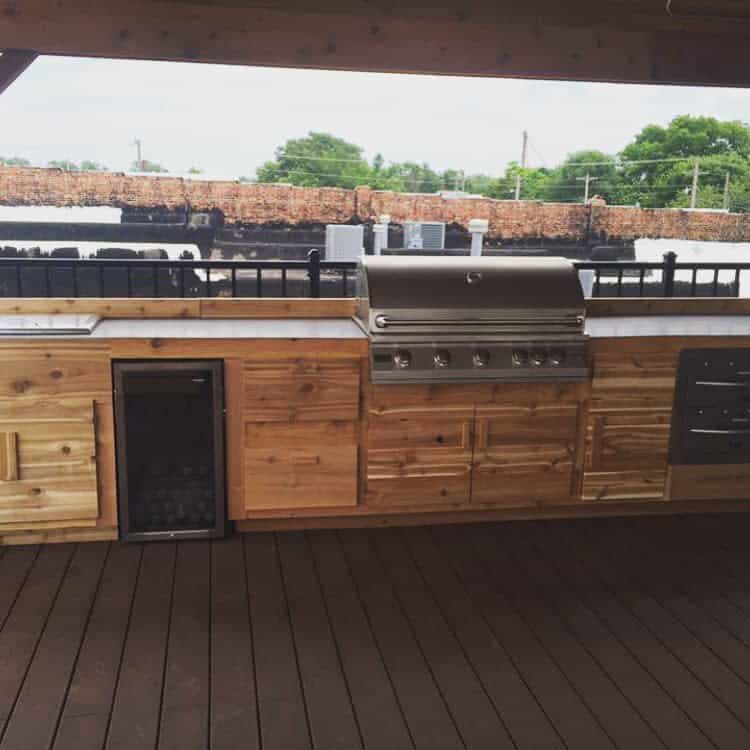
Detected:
left=1, top=56, right=748, bottom=180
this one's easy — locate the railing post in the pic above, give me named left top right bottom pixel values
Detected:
left=308, top=249, right=321, bottom=298
left=663, top=251, right=677, bottom=297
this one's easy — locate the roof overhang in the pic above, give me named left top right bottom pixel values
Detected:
left=1, top=0, right=749, bottom=86
left=0, top=49, right=36, bottom=95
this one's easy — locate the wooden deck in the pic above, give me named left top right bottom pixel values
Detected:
left=3, top=515, right=750, bottom=749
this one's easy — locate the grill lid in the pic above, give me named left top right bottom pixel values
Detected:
left=357, top=255, right=585, bottom=335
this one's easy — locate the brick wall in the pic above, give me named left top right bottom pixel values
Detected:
left=2, top=166, right=750, bottom=243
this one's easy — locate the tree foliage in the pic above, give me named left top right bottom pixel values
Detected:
left=254, top=119, right=750, bottom=211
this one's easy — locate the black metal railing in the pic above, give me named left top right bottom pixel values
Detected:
left=0, top=249, right=357, bottom=299
left=0, top=249, right=748, bottom=299
left=575, top=251, right=750, bottom=298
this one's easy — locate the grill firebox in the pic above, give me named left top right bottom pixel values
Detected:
left=356, top=255, right=590, bottom=383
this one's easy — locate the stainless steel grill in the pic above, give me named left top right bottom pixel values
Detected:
left=356, top=255, right=590, bottom=383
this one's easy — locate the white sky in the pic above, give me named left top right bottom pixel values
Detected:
left=1, top=55, right=749, bottom=180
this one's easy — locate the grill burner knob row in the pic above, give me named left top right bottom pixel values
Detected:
left=433, top=350, right=451, bottom=368
left=530, top=350, right=547, bottom=367
left=473, top=349, right=490, bottom=368
left=511, top=349, right=529, bottom=367
left=393, top=350, right=412, bottom=369
left=549, top=349, right=566, bottom=367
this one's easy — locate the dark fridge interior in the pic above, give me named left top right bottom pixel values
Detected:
left=114, top=360, right=225, bottom=541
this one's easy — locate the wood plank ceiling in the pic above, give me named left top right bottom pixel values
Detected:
left=0, top=0, right=749, bottom=86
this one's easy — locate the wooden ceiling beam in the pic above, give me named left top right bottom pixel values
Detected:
left=0, top=49, right=37, bottom=96
left=1, top=1, right=750, bottom=86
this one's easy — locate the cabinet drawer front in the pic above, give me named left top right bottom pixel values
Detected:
left=476, top=404, right=579, bottom=451
left=0, top=399, right=99, bottom=524
left=583, top=470, right=667, bottom=502
left=473, top=460, right=574, bottom=507
left=586, top=410, right=671, bottom=473
left=243, top=358, right=360, bottom=422
left=366, top=407, right=473, bottom=507
left=368, top=408, right=474, bottom=455
left=244, top=421, right=358, bottom=510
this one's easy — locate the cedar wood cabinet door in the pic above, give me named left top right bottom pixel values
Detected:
left=240, top=355, right=361, bottom=513
left=472, top=403, right=580, bottom=507
left=366, top=406, right=474, bottom=507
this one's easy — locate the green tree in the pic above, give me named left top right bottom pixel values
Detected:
left=187, top=167, right=204, bottom=175
left=256, top=132, right=371, bottom=188
left=544, top=150, right=621, bottom=203
left=47, top=159, right=79, bottom=171
left=80, top=160, right=107, bottom=171
left=0, top=156, right=30, bottom=167
left=619, top=115, right=750, bottom=208
left=132, top=160, right=168, bottom=173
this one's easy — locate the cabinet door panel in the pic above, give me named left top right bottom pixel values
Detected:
left=243, top=357, right=360, bottom=422
left=473, top=404, right=579, bottom=507
left=583, top=408, right=671, bottom=502
left=244, top=420, right=358, bottom=511
left=0, top=399, right=99, bottom=526
left=366, top=407, right=473, bottom=507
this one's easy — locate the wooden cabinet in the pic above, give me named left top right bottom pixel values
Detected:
left=473, top=404, right=579, bottom=507
left=365, top=384, right=583, bottom=509
left=0, top=343, right=113, bottom=539
left=0, top=399, right=99, bottom=527
left=235, top=351, right=362, bottom=516
left=582, top=341, right=679, bottom=503
left=366, top=406, right=474, bottom=507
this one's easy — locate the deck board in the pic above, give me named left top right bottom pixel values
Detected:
left=4, top=515, right=750, bottom=749
left=52, top=543, right=142, bottom=750
left=0, top=543, right=109, bottom=750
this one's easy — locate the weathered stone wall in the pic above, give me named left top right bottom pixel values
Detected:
left=2, top=166, right=750, bottom=243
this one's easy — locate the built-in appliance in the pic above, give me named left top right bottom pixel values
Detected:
left=113, top=360, right=226, bottom=541
left=356, top=255, right=589, bottom=383
left=0, top=314, right=100, bottom=335
left=670, top=348, right=750, bottom=465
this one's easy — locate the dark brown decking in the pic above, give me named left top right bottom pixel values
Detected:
left=3, top=514, right=750, bottom=749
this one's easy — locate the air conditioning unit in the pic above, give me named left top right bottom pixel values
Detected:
left=325, top=224, right=364, bottom=261
left=403, top=221, right=446, bottom=250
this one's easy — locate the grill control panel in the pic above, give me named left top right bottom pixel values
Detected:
left=671, top=348, right=750, bottom=465
left=370, top=340, right=590, bottom=383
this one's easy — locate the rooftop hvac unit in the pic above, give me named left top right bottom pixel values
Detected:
left=325, top=224, right=364, bottom=261
left=403, top=221, right=446, bottom=251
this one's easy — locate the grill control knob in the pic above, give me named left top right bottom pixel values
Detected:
left=473, top=349, right=491, bottom=368
left=393, top=350, right=412, bottom=369
left=433, top=350, right=451, bottom=368
left=548, top=349, right=566, bottom=367
left=530, top=350, right=547, bottom=367
left=511, top=349, right=529, bottom=367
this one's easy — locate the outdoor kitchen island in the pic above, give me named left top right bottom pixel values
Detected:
left=0, top=299, right=749, bottom=545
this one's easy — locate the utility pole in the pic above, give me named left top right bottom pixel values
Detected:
left=690, top=158, right=700, bottom=209
left=576, top=172, right=598, bottom=203
left=514, top=130, right=528, bottom=201
left=723, top=171, right=731, bottom=210
left=132, top=138, right=142, bottom=171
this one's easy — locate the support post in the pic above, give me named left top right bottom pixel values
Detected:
left=690, top=160, right=700, bottom=209
left=308, top=248, right=321, bottom=298
left=663, top=251, right=677, bottom=297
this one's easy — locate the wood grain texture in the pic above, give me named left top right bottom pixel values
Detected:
left=5, top=0, right=750, bottom=86
left=242, top=357, right=360, bottom=422
left=366, top=405, right=474, bottom=507
left=200, top=298, right=356, bottom=318
left=0, top=399, right=98, bottom=525
left=473, top=404, right=579, bottom=506
left=0, top=432, right=18, bottom=482
left=244, top=421, right=358, bottom=510
left=668, top=464, right=750, bottom=501
left=0, top=298, right=200, bottom=318
left=587, top=298, right=750, bottom=317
